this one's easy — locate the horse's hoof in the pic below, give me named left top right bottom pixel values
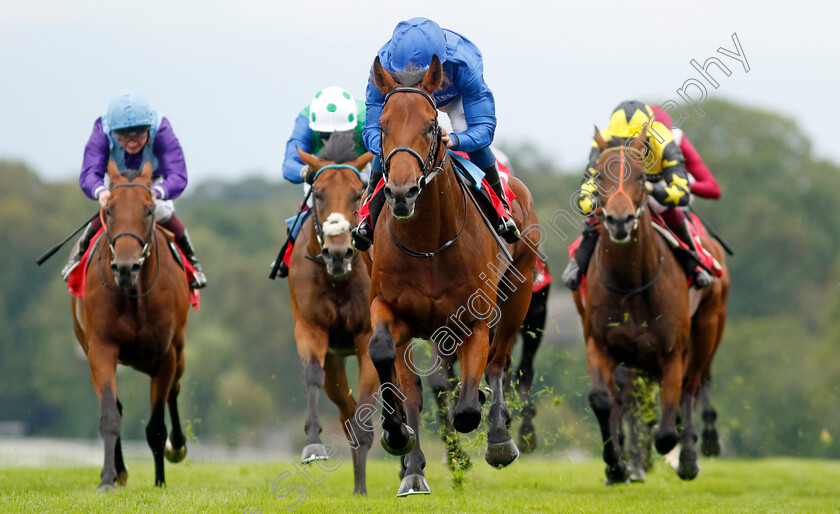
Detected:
left=604, top=463, right=629, bottom=485
left=453, top=405, right=482, bottom=433
left=116, top=471, right=129, bottom=487
left=381, top=425, right=415, bottom=456
left=518, top=426, right=537, bottom=453
left=300, top=443, right=329, bottom=464
left=484, top=438, right=519, bottom=469
left=96, top=483, right=117, bottom=494
left=628, top=466, right=646, bottom=483
left=654, top=429, right=679, bottom=455
left=396, top=474, right=431, bottom=497
left=677, top=459, right=700, bottom=480
left=701, top=429, right=721, bottom=456
left=165, top=437, right=187, bottom=463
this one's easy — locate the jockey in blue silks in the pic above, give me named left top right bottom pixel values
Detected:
left=62, top=91, right=206, bottom=289
left=351, top=17, right=519, bottom=251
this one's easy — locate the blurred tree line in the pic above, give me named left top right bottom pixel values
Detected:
left=0, top=99, right=837, bottom=458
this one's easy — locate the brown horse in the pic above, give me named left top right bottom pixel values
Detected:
left=287, top=134, right=379, bottom=494
left=71, top=161, right=190, bottom=491
left=365, top=55, right=540, bottom=496
left=618, top=226, right=729, bottom=482
left=573, top=130, right=703, bottom=484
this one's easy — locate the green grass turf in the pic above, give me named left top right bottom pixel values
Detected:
left=2, top=456, right=839, bottom=513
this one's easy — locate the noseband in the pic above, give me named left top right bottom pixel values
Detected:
left=380, top=87, right=449, bottom=190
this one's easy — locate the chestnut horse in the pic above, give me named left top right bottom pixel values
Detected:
left=71, top=161, right=190, bottom=491
left=287, top=134, right=378, bottom=494
left=573, top=130, right=707, bottom=484
left=365, top=55, right=539, bottom=496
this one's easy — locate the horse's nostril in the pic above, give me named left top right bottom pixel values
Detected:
left=345, top=248, right=354, bottom=259
left=407, top=186, right=420, bottom=199
left=111, top=264, right=119, bottom=274
left=131, top=264, right=142, bottom=274
left=383, top=186, right=394, bottom=199
left=605, top=215, right=616, bottom=225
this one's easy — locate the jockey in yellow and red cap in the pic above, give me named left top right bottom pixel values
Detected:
left=562, top=100, right=713, bottom=290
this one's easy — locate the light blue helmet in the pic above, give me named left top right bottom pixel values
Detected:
left=105, top=91, right=154, bottom=131
left=388, top=17, right=447, bottom=72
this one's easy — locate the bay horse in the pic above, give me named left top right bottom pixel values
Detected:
left=286, top=133, right=379, bottom=495
left=71, top=160, right=190, bottom=491
left=572, top=129, right=705, bottom=484
left=618, top=225, right=729, bottom=482
left=429, top=270, right=551, bottom=470
left=365, top=55, right=540, bottom=496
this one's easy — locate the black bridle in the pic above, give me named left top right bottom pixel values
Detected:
left=379, top=87, right=449, bottom=190
left=98, top=182, right=159, bottom=296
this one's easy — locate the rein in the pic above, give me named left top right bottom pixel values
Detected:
left=98, top=181, right=160, bottom=297
left=379, top=87, right=449, bottom=191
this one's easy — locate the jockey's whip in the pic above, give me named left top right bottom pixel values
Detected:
left=35, top=211, right=100, bottom=266
left=688, top=206, right=734, bottom=256
left=269, top=188, right=314, bottom=279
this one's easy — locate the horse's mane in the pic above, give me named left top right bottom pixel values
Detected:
left=389, top=65, right=427, bottom=88
left=120, top=168, right=143, bottom=181
left=318, top=131, right=361, bottom=163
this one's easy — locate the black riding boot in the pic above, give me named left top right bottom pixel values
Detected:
left=61, top=222, right=97, bottom=281
left=351, top=168, right=384, bottom=251
left=561, top=219, right=600, bottom=290
left=673, top=219, right=713, bottom=289
left=176, top=231, right=207, bottom=289
left=482, top=162, right=520, bottom=243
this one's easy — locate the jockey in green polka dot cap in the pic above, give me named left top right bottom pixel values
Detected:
left=282, top=86, right=367, bottom=183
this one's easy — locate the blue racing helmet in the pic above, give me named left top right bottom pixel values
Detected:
left=105, top=91, right=155, bottom=131
left=388, top=17, right=447, bottom=72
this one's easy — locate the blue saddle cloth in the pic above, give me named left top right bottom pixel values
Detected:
left=285, top=210, right=312, bottom=239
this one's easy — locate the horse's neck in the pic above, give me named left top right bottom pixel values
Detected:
left=599, top=212, right=661, bottom=284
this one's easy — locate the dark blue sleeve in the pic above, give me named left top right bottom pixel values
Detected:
left=450, top=64, right=496, bottom=153
left=363, top=73, right=385, bottom=155
left=283, top=114, right=312, bottom=183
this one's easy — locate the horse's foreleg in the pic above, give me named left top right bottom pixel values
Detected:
left=677, top=385, right=699, bottom=480
left=164, top=347, right=187, bottom=464
left=345, top=334, right=378, bottom=495
left=87, top=341, right=120, bottom=492
left=586, top=336, right=627, bottom=485
left=516, top=288, right=548, bottom=453
left=369, top=297, right=414, bottom=456
left=654, top=351, right=684, bottom=456
left=452, top=324, right=489, bottom=435
left=699, top=377, right=720, bottom=456
left=114, top=397, right=128, bottom=486
left=147, top=348, right=176, bottom=487
left=295, top=321, right=329, bottom=463
left=394, top=346, right=430, bottom=496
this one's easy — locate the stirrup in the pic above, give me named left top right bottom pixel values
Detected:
left=61, top=256, right=82, bottom=282
left=692, top=268, right=713, bottom=289
left=189, top=266, right=207, bottom=289
left=497, top=216, right=520, bottom=244
left=561, top=260, right=582, bottom=291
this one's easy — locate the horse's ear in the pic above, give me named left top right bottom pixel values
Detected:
left=140, top=160, right=153, bottom=181
left=631, top=127, right=648, bottom=152
left=297, top=147, right=323, bottom=172
left=349, top=152, right=374, bottom=173
left=107, top=159, right=120, bottom=182
left=594, top=126, right=608, bottom=152
left=420, top=54, right=443, bottom=93
left=373, top=56, right=397, bottom=94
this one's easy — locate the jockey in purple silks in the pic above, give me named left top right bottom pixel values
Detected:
left=61, top=91, right=207, bottom=289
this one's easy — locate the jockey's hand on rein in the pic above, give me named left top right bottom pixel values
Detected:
left=300, top=165, right=314, bottom=184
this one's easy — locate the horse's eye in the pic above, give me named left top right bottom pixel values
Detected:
left=104, top=208, right=113, bottom=217
left=146, top=207, right=155, bottom=217
left=352, top=191, right=363, bottom=202
left=313, top=191, right=323, bottom=202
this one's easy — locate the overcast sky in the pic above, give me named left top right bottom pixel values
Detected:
left=1, top=1, right=836, bottom=185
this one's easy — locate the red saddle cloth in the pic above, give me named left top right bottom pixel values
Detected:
left=533, top=258, right=552, bottom=293
left=358, top=153, right=516, bottom=220
left=67, top=227, right=200, bottom=309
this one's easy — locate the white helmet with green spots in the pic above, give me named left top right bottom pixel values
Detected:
left=308, top=86, right=359, bottom=133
